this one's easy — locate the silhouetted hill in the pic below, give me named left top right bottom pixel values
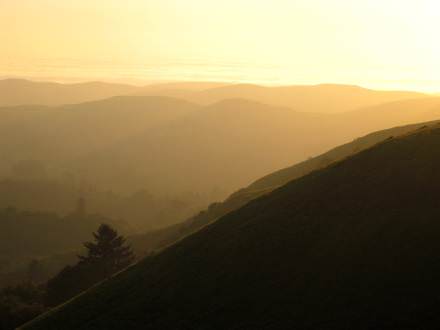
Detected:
left=1, top=86, right=437, bottom=199
left=5, top=121, right=436, bottom=291
left=136, top=81, right=229, bottom=98
left=141, top=83, right=427, bottom=113
left=0, top=79, right=141, bottom=106
left=72, top=98, right=355, bottom=195
left=129, top=120, right=438, bottom=254
left=245, top=119, right=437, bottom=191
left=0, top=96, right=200, bottom=177
left=0, top=79, right=426, bottom=113
left=24, top=124, right=440, bottom=329
left=0, top=79, right=229, bottom=107
left=0, top=250, right=77, bottom=289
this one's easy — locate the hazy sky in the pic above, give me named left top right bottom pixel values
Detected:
left=1, top=0, right=439, bottom=90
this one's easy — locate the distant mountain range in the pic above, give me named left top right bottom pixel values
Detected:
left=24, top=120, right=440, bottom=330
left=138, top=83, right=427, bottom=113
left=0, top=79, right=139, bottom=107
left=1, top=85, right=440, bottom=202
left=0, top=79, right=228, bottom=107
left=0, top=79, right=427, bottom=113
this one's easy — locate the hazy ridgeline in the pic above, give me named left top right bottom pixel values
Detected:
left=1, top=80, right=439, bottom=201
left=1, top=80, right=440, bottom=257
left=2, top=79, right=440, bottom=329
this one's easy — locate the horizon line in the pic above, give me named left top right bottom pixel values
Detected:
left=0, top=75, right=437, bottom=95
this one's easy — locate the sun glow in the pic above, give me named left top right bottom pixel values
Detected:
left=1, top=0, right=439, bottom=91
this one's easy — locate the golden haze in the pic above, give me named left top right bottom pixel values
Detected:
left=0, top=0, right=439, bottom=90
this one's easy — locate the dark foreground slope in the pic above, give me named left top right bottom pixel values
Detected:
left=25, top=124, right=440, bottom=329
left=130, top=120, right=437, bottom=254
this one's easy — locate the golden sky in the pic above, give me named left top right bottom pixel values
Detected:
left=1, top=0, right=439, bottom=91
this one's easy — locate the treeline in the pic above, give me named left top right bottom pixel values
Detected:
left=0, top=205, right=128, bottom=291
left=0, top=224, right=134, bottom=330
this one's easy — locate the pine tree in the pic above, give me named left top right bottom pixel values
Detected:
left=46, top=224, right=135, bottom=306
left=78, top=224, right=134, bottom=278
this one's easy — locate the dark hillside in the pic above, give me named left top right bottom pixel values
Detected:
left=130, top=120, right=437, bottom=254
left=24, top=124, right=440, bottom=329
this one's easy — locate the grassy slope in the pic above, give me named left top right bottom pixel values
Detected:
left=6, top=121, right=425, bottom=289
left=246, top=120, right=437, bottom=191
left=25, top=124, right=440, bottom=329
left=130, top=120, right=438, bottom=254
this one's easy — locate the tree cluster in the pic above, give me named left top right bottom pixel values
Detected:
left=0, top=223, right=134, bottom=329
